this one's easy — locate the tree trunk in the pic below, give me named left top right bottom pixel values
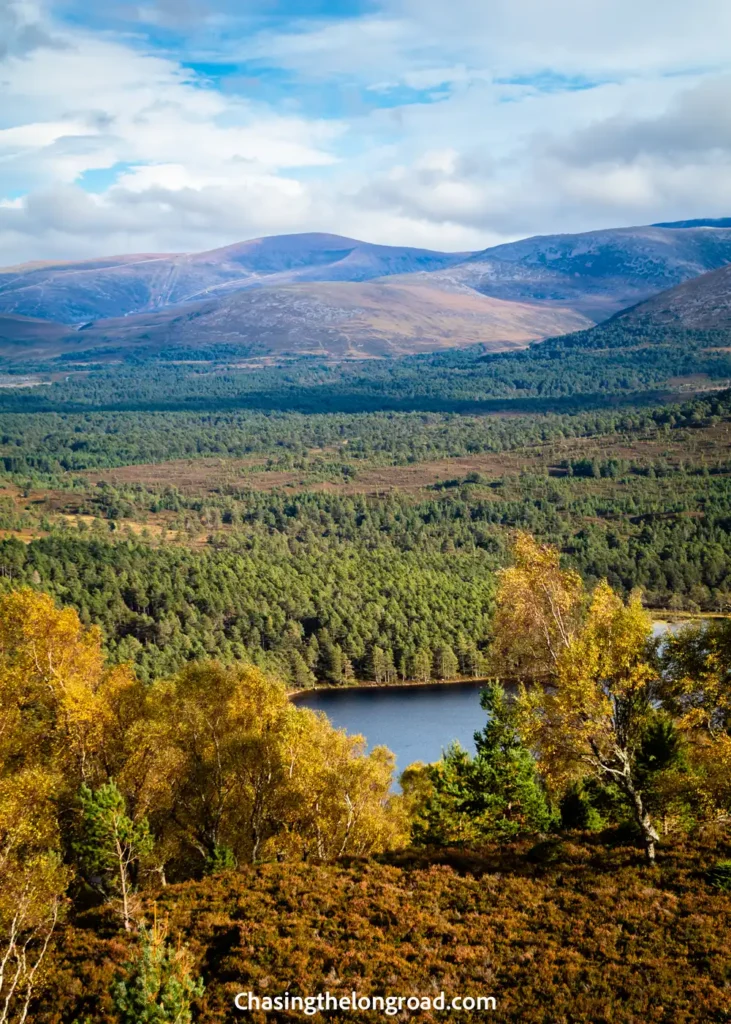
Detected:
left=622, top=774, right=659, bottom=865
left=115, top=837, right=132, bottom=931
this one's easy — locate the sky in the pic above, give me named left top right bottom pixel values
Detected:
left=1, top=0, right=731, bottom=264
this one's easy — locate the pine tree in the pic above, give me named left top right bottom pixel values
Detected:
left=411, top=648, right=432, bottom=683
left=434, top=644, right=459, bottom=680
left=75, top=782, right=153, bottom=931
left=113, top=917, right=204, bottom=1024
left=412, top=682, right=554, bottom=845
left=371, top=645, right=388, bottom=684
left=290, top=650, right=315, bottom=689
left=471, top=682, right=555, bottom=837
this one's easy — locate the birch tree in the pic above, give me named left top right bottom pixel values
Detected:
left=517, top=581, right=661, bottom=862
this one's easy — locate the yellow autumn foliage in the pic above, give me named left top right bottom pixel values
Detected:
left=517, top=582, right=657, bottom=790
left=491, top=532, right=585, bottom=678
left=0, top=588, right=138, bottom=786
left=0, top=588, right=406, bottom=1016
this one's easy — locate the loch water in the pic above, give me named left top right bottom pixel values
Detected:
left=295, top=680, right=489, bottom=777
left=296, top=621, right=688, bottom=776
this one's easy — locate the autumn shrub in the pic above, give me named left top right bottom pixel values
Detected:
left=559, top=782, right=605, bottom=830
left=34, top=835, right=731, bottom=1024
left=525, top=837, right=566, bottom=864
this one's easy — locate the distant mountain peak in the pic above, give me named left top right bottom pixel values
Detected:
left=0, top=234, right=466, bottom=324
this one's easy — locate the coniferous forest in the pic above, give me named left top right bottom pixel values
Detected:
left=2, top=325, right=731, bottom=1021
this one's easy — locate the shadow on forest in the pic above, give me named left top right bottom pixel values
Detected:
left=0, top=387, right=674, bottom=418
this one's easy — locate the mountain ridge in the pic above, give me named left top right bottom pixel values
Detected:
left=0, top=234, right=467, bottom=325
left=1, top=218, right=730, bottom=364
left=3, top=220, right=731, bottom=327
left=415, top=223, right=731, bottom=320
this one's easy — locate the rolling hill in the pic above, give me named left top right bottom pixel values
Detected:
left=40, top=280, right=592, bottom=362
left=611, top=263, right=731, bottom=330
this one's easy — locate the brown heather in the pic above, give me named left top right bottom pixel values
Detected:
left=39, top=837, right=731, bottom=1024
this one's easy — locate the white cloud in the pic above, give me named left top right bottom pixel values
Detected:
left=0, top=2, right=342, bottom=229
left=1, top=0, right=731, bottom=265
left=243, top=0, right=731, bottom=84
left=0, top=0, right=67, bottom=59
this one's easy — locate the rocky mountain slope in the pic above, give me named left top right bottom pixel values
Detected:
left=403, top=220, right=731, bottom=321
left=0, top=235, right=466, bottom=324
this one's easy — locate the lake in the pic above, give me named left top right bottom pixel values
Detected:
left=295, top=680, right=489, bottom=777
left=296, top=622, right=692, bottom=778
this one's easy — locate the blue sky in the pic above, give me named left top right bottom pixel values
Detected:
left=1, top=0, right=731, bottom=264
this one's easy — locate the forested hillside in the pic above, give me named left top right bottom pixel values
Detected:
left=2, top=322, right=731, bottom=413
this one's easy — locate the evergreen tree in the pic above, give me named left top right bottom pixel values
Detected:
left=412, top=682, right=554, bottom=845
left=370, top=645, right=388, bottom=684
left=290, top=650, right=315, bottom=689
left=434, top=644, right=459, bottom=680
left=411, top=648, right=432, bottom=683
left=75, top=782, right=153, bottom=931
left=113, top=918, right=204, bottom=1024
left=472, top=681, right=555, bottom=833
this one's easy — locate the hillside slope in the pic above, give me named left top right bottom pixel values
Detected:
left=612, top=263, right=731, bottom=329
left=57, top=280, right=592, bottom=361
left=40, top=839, right=731, bottom=1024
left=0, top=314, right=70, bottom=359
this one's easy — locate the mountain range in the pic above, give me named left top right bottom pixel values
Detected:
left=1, top=218, right=730, bottom=362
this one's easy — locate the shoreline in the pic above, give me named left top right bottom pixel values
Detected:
left=290, top=611, right=731, bottom=699
left=650, top=610, right=731, bottom=622
left=289, top=676, right=493, bottom=700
